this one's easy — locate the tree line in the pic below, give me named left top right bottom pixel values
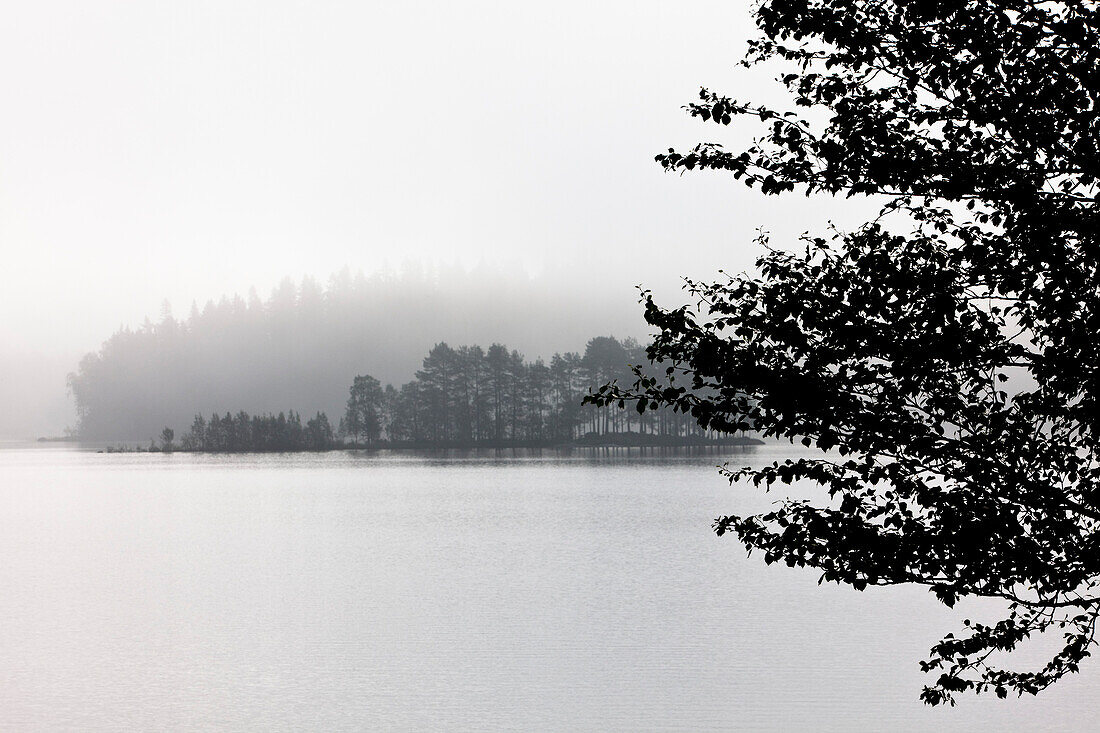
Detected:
left=177, top=411, right=336, bottom=452
left=162, top=335, right=743, bottom=451
left=339, top=336, right=733, bottom=447
left=66, top=265, right=641, bottom=440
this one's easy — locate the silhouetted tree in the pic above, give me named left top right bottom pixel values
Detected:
left=487, top=350, right=507, bottom=440
left=344, top=375, right=384, bottom=446
left=305, top=412, right=335, bottom=450
left=160, top=427, right=174, bottom=452
left=582, top=336, right=633, bottom=435
left=177, top=409, right=336, bottom=452
left=589, top=0, right=1100, bottom=705
left=526, top=358, right=550, bottom=442
left=417, top=343, right=458, bottom=443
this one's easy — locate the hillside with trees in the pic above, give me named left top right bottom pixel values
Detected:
left=146, top=334, right=748, bottom=452
left=67, top=266, right=643, bottom=440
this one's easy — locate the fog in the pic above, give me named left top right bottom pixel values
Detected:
left=67, top=265, right=658, bottom=441
left=0, top=1, right=870, bottom=438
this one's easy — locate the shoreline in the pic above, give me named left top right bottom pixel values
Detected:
left=82, top=435, right=765, bottom=454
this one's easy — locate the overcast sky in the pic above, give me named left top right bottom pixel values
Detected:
left=0, top=1, right=871, bottom=434
left=1, top=1, right=869, bottom=346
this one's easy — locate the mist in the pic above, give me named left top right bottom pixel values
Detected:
left=0, top=1, right=870, bottom=438
left=64, top=263, right=659, bottom=441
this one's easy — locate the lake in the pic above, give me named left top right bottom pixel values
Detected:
left=0, top=444, right=1096, bottom=731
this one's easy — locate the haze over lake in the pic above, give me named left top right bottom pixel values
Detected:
left=2, top=444, right=1095, bottom=731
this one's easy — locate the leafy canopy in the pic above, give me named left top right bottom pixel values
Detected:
left=588, top=0, right=1100, bottom=705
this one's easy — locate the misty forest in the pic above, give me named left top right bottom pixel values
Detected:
left=68, top=270, right=738, bottom=448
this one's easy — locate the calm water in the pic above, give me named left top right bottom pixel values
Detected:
left=0, top=445, right=1096, bottom=731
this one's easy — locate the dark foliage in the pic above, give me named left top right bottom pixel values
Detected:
left=167, top=336, right=735, bottom=452
left=180, top=410, right=335, bottom=452
left=342, top=375, right=385, bottom=446
left=588, top=0, right=1100, bottom=704
left=351, top=336, right=732, bottom=447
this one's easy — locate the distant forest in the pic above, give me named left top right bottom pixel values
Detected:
left=171, top=335, right=742, bottom=451
left=66, top=267, right=645, bottom=440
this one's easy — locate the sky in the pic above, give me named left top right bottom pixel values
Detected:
left=0, top=1, right=868, bottom=435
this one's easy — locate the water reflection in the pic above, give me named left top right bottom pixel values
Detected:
left=341, top=444, right=763, bottom=466
left=0, top=446, right=1096, bottom=731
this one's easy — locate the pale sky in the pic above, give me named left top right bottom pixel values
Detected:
left=0, top=1, right=867, bottom=434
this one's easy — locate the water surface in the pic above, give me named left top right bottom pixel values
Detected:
left=0, top=445, right=1095, bottom=731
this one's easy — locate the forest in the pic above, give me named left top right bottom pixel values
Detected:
left=178, top=411, right=336, bottom=452
left=66, top=266, right=642, bottom=440
left=160, top=334, right=748, bottom=452
left=68, top=267, right=750, bottom=447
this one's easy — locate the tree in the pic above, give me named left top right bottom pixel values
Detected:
left=549, top=352, right=583, bottom=441
left=486, top=344, right=510, bottom=442
left=416, top=344, right=458, bottom=443
left=305, top=412, right=335, bottom=450
left=160, top=427, right=174, bottom=452
left=344, top=375, right=384, bottom=446
left=588, top=0, right=1100, bottom=705
left=184, top=415, right=206, bottom=451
